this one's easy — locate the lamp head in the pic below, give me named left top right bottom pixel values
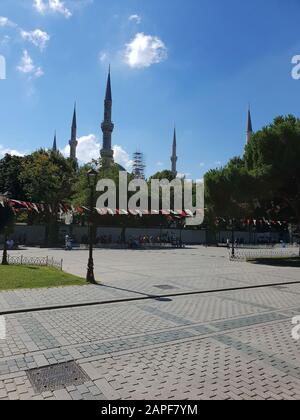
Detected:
left=87, top=168, right=98, bottom=188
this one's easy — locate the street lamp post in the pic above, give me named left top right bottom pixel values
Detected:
left=2, top=228, right=8, bottom=265
left=179, top=219, right=184, bottom=248
left=231, top=220, right=235, bottom=259
left=1, top=192, right=10, bottom=266
left=86, top=169, right=98, bottom=284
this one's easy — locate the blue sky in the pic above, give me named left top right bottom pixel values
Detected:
left=1, top=0, right=300, bottom=179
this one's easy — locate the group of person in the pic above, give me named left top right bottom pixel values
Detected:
left=65, top=235, right=73, bottom=251
left=64, top=232, right=183, bottom=250
left=128, top=233, right=183, bottom=249
left=6, top=238, right=15, bottom=250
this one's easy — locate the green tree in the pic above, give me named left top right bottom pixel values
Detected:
left=72, top=163, right=136, bottom=243
left=19, top=150, right=76, bottom=245
left=204, top=157, right=258, bottom=247
left=72, top=163, right=134, bottom=209
left=0, top=204, right=15, bottom=265
left=244, top=115, right=300, bottom=225
left=0, top=154, right=26, bottom=199
left=149, top=170, right=177, bottom=182
left=205, top=157, right=256, bottom=222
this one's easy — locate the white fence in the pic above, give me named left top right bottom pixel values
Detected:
left=230, top=245, right=299, bottom=261
left=7, top=255, right=63, bottom=270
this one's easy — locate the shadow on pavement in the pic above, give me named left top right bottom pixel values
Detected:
left=249, top=257, right=300, bottom=268
left=98, top=283, right=173, bottom=302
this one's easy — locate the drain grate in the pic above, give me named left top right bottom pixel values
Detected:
left=154, top=285, right=178, bottom=290
left=27, top=361, right=90, bottom=393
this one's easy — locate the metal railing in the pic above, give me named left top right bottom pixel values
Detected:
left=7, top=255, right=63, bottom=271
left=230, top=245, right=299, bottom=261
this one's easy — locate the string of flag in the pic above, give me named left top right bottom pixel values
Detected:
left=0, top=198, right=290, bottom=225
left=215, top=217, right=289, bottom=227
left=0, top=198, right=191, bottom=219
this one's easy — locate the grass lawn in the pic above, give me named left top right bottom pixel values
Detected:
left=248, top=257, right=300, bottom=267
left=0, top=265, right=86, bottom=291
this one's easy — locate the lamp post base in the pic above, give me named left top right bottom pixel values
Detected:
left=1, top=252, right=8, bottom=265
left=86, top=259, right=96, bottom=284
left=2, top=234, right=8, bottom=265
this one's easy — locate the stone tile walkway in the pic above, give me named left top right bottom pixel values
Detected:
left=1, top=247, right=300, bottom=400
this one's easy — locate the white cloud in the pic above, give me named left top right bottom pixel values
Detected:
left=33, top=0, right=72, bottom=18
left=17, top=50, right=44, bottom=79
left=124, top=32, right=168, bottom=69
left=199, top=162, right=205, bottom=168
left=196, top=178, right=204, bottom=184
left=0, top=145, right=25, bottom=158
left=156, top=161, right=164, bottom=167
left=21, top=29, right=50, bottom=51
left=0, top=18, right=51, bottom=51
left=0, top=35, right=10, bottom=46
left=33, top=0, right=47, bottom=14
left=99, top=51, right=108, bottom=63
left=177, top=173, right=191, bottom=179
left=49, top=0, right=72, bottom=18
left=63, top=134, right=100, bottom=162
left=129, top=14, right=142, bottom=24
left=0, top=17, right=16, bottom=27
left=62, top=134, right=133, bottom=170
left=113, top=145, right=133, bottom=171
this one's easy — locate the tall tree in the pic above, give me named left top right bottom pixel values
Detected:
left=244, top=115, right=300, bottom=225
left=205, top=157, right=257, bottom=222
left=0, top=204, right=15, bottom=265
left=0, top=154, right=26, bottom=200
left=19, top=150, right=76, bottom=245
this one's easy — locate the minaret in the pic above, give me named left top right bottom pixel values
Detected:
left=171, top=127, right=178, bottom=177
left=69, top=104, right=78, bottom=161
left=100, top=67, right=114, bottom=167
left=246, top=106, right=253, bottom=145
left=52, top=131, right=57, bottom=152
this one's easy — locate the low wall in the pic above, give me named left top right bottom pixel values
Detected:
left=0, top=225, right=289, bottom=247
left=218, top=231, right=282, bottom=244
left=60, top=226, right=207, bottom=245
left=0, top=225, right=46, bottom=246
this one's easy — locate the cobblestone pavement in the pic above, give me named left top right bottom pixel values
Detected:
left=1, top=247, right=300, bottom=400
left=3, top=246, right=300, bottom=312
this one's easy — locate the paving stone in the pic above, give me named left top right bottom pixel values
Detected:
left=2, top=247, right=300, bottom=400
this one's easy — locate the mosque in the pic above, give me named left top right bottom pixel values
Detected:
left=52, top=68, right=254, bottom=177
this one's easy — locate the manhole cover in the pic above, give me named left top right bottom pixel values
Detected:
left=27, top=361, right=90, bottom=393
left=154, top=285, right=178, bottom=290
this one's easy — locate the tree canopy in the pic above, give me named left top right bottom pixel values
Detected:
left=0, top=154, right=25, bottom=200
left=244, top=115, right=300, bottom=223
left=0, top=205, right=15, bottom=235
left=20, top=149, right=76, bottom=206
left=1, top=114, right=299, bottom=239
left=205, top=115, right=300, bottom=227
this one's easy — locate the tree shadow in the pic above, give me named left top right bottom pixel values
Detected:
left=249, top=258, right=300, bottom=268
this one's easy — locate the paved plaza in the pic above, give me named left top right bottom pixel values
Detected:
left=1, top=246, right=300, bottom=400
